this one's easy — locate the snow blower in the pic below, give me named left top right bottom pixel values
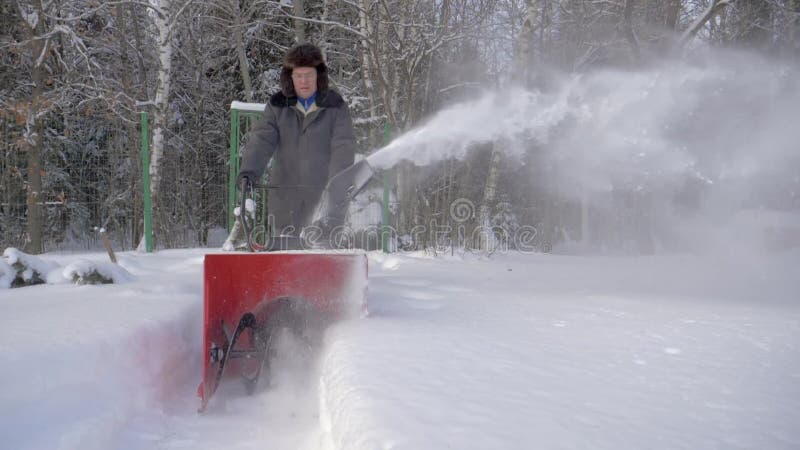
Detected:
left=197, top=160, right=374, bottom=412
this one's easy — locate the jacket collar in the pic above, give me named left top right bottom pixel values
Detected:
left=269, top=89, right=344, bottom=108
left=298, top=92, right=317, bottom=110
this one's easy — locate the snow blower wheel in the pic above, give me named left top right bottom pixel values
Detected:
left=202, top=312, right=269, bottom=411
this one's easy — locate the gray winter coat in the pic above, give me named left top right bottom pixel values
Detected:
left=239, top=90, right=356, bottom=233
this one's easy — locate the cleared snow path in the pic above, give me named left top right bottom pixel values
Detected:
left=0, top=250, right=326, bottom=450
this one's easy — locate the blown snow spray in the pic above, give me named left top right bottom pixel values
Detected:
left=363, top=52, right=800, bottom=254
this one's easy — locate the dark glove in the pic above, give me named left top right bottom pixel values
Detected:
left=237, top=171, right=258, bottom=189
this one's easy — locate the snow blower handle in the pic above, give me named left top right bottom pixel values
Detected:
left=239, top=176, right=267, bottom=252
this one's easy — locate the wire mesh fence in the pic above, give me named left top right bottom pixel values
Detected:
left=0, top=106, right=230, bottom=253
left=149, top=114, right=229, bottom=250
left=1, top=110, right=141, bottom=252
left=0, top=116, right=27, bottom=250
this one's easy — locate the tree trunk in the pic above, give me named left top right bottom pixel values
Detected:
left=293, top=0, right=306, bottom=43
left=359, top=0, right=380, bottom=147
left=665, top=0, right=681, bottom=31
left=232, top=0, right=253, bottom=102
left=623, top=0, right=640, bottom=62
left=479, top=142, right=502, bottom=251
left=147, top=0, right=175, bottom=249
left=792, top=0, right=800, bottom=57
left=129, top=4, right=149, bottom=95
left=24, top=101, right=44, bottom=254
left=21, top=0, right=49, bottom=254
left=514, top=0, right=538, bottom=85
left=540, top=0, right=552, bottom=60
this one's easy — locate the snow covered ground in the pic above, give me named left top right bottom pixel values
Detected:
left=1, top=247, right=799, bottom=449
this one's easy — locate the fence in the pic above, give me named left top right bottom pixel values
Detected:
left=138, top=107, right=229, bottom=250
left=1, top=102, right=230, bottom=253
left=1, top=108, right=146, bottom=252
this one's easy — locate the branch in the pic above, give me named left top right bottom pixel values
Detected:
left=438, top=81, right=482, bottom=94
left=680, top=0, right=732, bottom=47
left=623, top=0, right=640, bottom=61
left=167, top=0, right=198, bottom=29
left=279, top=12, right=367, bottom=39
left=42, top=1, right=166, bottom=22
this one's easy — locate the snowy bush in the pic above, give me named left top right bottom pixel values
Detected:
left=0, top=258, right=15, bottom=289
left=63, top=259, right=134, bottom=285
left=2, top=248, right=61, bottom=288
left=0, top=248, right=135, bottom=288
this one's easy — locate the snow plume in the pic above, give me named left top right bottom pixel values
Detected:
left=367, top=50, right=800, bottom=254
left=367, top=81, right=585, bottom=169
left=543, top=54, right=799, bottom=202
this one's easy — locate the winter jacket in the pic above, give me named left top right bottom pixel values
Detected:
left=239, top=89, right=356, bottom=234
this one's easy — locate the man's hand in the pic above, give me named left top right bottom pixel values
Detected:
left=237, top=171, right=257, bottom=189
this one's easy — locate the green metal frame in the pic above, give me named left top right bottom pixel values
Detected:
left=227, top=106, right=265, bottom=232
left=228, top=109, right=240, bottom=232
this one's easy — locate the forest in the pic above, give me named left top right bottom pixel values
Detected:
left=2, top=0, right=798, bottom=253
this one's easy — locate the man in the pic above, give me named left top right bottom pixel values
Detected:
left=238, top=43, right=356, bottom=237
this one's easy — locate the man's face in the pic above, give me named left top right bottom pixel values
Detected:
left=292, top=66, right=317, bottom=99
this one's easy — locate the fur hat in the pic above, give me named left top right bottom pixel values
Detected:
left=280, top=43, right=329, bottom=97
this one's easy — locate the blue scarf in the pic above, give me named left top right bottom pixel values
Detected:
left=298, top=92, right=317, bottom=110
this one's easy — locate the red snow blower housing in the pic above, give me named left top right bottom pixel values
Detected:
left=197, top=161, right=373, bottom=412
